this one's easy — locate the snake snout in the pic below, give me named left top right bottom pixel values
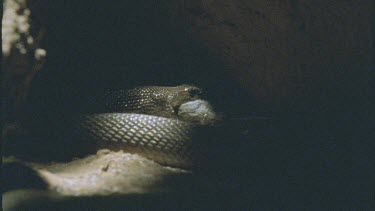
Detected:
left=186, top=86, right=202, bottom=98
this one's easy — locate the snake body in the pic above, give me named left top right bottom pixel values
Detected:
left=75, top=85, right=218, bottom=168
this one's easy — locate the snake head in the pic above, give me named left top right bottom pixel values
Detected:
left=168, top=85, right=220, bottom=125
left=184, top=85, right=202, bottom=98
left=170, top=85, right=202, bottom=113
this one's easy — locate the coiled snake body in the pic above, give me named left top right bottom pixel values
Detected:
left=75, top=85, right=218, bottom=168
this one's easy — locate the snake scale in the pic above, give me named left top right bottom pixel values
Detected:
left=74, top=85, right=219, bottom=168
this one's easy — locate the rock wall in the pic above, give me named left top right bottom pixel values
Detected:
left=164, top=0, right=373, bottom=107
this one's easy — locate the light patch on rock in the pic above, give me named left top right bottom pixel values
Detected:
left=34, top=151, right=191, bottom=196
left=2, top=0, right=46, bottom=58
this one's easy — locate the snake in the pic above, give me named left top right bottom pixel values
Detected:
left=74, top=85, right=219, bottom=168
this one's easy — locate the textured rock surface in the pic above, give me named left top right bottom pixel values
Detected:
left=3, top=151, right=193, bottom=210
left=2, top=0, right=46, bottom=140
left=166, top=0, right=373, bottom=107
left=12, top=150, right=190, bottom=195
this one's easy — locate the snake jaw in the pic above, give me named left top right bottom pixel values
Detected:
left=169, top=85, right=202, bottom=116
left=167, top=85, right=220, bottom=125
left=177, top=99, right=219, bottom=125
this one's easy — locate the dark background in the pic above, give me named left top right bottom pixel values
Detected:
left=5, top=0, right=374, bottom=209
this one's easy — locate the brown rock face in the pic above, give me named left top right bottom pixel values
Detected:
left=163, top=0, right=373, bottom=106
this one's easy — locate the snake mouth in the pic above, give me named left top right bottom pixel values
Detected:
left=177, top=99, right=220, bottom=125
left=167, top=85, right=220, bottom=125
left=170, top=85, right=203, bottom=115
